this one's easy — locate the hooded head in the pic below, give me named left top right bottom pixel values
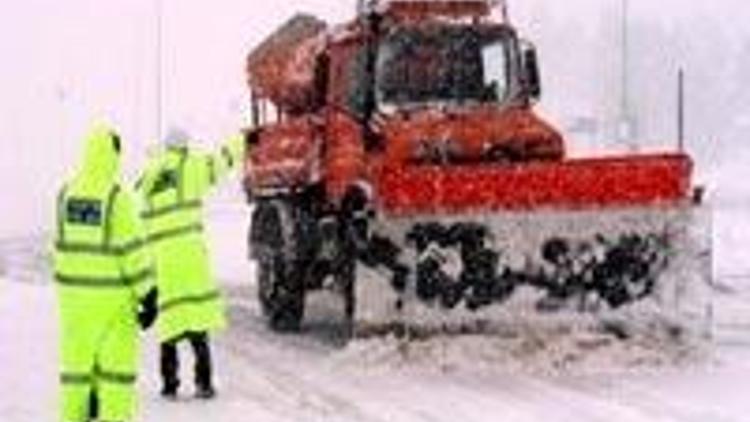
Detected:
left=77, top=122, right=122, bottom=184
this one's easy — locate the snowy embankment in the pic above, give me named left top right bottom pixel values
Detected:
left=3, top=203, right=750, bottom=421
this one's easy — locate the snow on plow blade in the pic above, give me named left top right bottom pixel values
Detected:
left=354, top=154, right=712, bottom=339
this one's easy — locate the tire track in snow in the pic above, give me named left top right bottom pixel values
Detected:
left=219, top=296, right=390, bottom=422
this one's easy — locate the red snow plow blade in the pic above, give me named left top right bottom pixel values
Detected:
left=377, top=153, right=694, bottom=215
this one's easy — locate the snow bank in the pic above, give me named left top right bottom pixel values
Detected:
left=0, top=278, right=58, bottom=422
left=333, top=321, right=708, bottom=376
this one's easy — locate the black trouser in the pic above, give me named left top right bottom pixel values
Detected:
left=160, top=331, right=213, bottom=391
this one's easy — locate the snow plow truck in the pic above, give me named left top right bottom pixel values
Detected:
left=242, top=0, right=711, bottom=336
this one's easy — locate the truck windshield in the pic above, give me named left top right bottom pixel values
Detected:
left=376, top=26, right=511, bottom=107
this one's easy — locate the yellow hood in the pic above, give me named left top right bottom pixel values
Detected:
left=76, top=123, right=121, bottom=186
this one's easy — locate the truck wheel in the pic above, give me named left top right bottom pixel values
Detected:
left=251, top=199, right=306, bottom=332
left=257, top=255, right=280, bottom=317
left=268, top=268, right=305, bottom=332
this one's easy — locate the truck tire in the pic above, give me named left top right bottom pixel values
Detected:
left=251, top=199, right=305, bottom=332
left=268, top=263, right=305, bottom=332
left=257, top=255, right=280, bottom=317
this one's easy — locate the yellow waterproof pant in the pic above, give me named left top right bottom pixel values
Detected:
left=60, top=307, right=138, bottom=422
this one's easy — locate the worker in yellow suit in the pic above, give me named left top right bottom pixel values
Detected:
left=53, top=123, right=157, bottom=422
left=136, top=128, right=245, bottom=399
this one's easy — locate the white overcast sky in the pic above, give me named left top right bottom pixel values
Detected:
left=0, top=0, right=748, bottom=237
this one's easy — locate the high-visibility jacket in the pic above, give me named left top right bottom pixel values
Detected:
left=53, top=124, right=154, bottom=422
left=137, top=134, right=244, bottom=343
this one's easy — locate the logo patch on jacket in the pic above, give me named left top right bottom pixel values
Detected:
left=66, top=198, right=103, bottom=226
left=151, top=169, right=180, bottom=195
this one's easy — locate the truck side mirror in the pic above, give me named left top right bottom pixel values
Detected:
left=522, top=44, right=541, bottom=101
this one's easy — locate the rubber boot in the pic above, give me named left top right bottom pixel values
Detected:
left=160, top=342, right=180, bottom=399
left=189, top=332, right=215, bottom=399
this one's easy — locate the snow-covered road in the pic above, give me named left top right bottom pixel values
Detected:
left=4, top=277, right=750, bottom=422
left=3, top=207, right=750, bottom=422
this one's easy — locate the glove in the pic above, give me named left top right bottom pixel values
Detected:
left=138, top=288, right=159, bottom=330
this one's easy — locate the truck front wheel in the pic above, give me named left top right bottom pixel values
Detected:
left=252, top=200, right=305, bottom=332
left=266, top=261, right=304, bottom=332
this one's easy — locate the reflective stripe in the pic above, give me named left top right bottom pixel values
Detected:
left=134, top=175, right=145, bottom=191
left=221, top=145, right=234, bottom=168
left=55, top=268, right=153, bottom=288
left=61, top=373, right=92, bottom=385
left=61, top=369, right=135, bottom=385
left=207, top=157, right=217, bottom=186
left=147, top=223, right=203, bottom=245
left=178, top=149, right=189, bottom=203
left=103, top=185, right=121, bottom=247
left=55, top=239, right=145, bottom=256
left=56, top=185, right=68, bottom=244
left=123, top=268, right=154, bottom=287
left=160, top=290, right=221, bottom=313
left=141, top=200, right=202, bottom=220
left=98, top=369, right=136, bottom=385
